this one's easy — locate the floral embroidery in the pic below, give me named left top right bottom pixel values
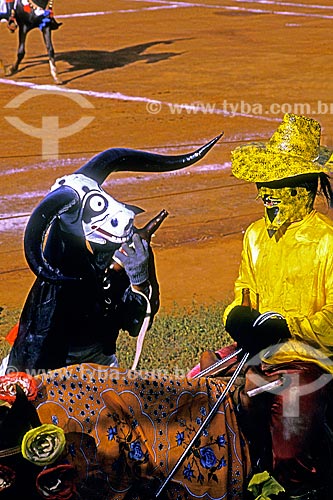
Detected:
left=33, top=364, right=248, bottom=499
left=52, top=415, right=59, bottom=425
left=104, top=407, right=149, bottom=471
left=199, top=447, right=217, bottom=469
left=107, top=426, right=118, bottom=441
left=183, top=463, right=195, bottom=481
left=174, top=406, right=229, bottom=486
left=176, top=431, right=184, bottom=446
left=217, top=434, right=226, bottom=447
left=128, top=441, right=146, bottom=461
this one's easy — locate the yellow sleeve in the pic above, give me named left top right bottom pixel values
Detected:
left=223, top=223, right=258, bottom=324
left=285, top=232, right=333, bottom=350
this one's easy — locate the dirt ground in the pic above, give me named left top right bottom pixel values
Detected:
left=1, top=0, right=333, bottom=329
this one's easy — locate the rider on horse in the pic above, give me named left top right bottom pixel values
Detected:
left=222, top=113, right=333, bottom=500
left=5, top=0, right=61, bottom=32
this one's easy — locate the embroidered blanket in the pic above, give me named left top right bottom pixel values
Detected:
left=34, top=363, right=251, bottom=499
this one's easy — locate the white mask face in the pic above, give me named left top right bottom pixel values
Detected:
left=51, top=174, right=136, bottom=245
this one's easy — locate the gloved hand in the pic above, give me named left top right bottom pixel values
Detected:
left=253, top=315, right=291, bottom=353
left=225, top=306, right=291, bottom=356
left=225, top=305, right=260, bottom=343
left=113, top=233, right=149, bottom=286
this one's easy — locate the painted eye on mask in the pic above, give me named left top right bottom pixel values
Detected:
left=82, top=194, right=108, bottom=222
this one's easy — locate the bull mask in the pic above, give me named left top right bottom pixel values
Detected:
left=24, top=134, right=222, bottom=283
left=50, top=174, right=143, bottom=245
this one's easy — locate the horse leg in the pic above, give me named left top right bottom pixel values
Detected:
left=42, top=27, right=62, bottom=85
left=5, top=25, right=27, bottom=76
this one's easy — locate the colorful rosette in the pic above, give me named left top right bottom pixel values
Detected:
left=0, top=464, right=16, bottom=491
left=21, top=424, right=66, bottom=466
left=0, top=372, right=38, bottom=404
left=36, top=464, right=76, bottom=499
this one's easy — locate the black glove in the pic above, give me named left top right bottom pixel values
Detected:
left=226, top=306, right=291, bottom=356
left=253, top=315, right=291, bottom=353
left=225, top=305, right=260, bottom=343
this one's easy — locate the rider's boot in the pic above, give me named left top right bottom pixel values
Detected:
left=6, top=1, right=17, bottom=32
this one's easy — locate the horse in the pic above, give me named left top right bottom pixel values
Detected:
left=0, top=365, right=251, bottom=499
left=0, top=0, right=62, bottom=84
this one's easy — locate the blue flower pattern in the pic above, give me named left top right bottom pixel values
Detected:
left=183, top=463, right=195, bottom=481
left=37, top=365, right=245, bottom=499
left=217, top=434, right=226, bottom=447
left=107, top=426, right=118, bottom=441
left=176, top=431, right=184, bottom=446
left=178, top=406, right=228, bottom=485
left=199, top=447, right=218, bottom=469
left=128, top=441, right=145, bottom=461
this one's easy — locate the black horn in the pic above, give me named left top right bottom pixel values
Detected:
left=24, top=186, right=80, bottom=283
left=75, top=133, right=223, bottom=184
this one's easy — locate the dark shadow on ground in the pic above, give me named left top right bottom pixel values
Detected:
left=19, top=40, right=185, bottom=83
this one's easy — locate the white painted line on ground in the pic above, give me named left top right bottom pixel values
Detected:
left=57, top=5, right=185, bottom=19
left=130, top=0, right=333, bottom=18
left=229, top=0, right=333, bottom=10
left=56, top=0, right=333, bottom=20
left=0, top=78, right=280, bottom=122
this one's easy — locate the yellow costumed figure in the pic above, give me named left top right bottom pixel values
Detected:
left=223, top=114, right=333, bottom=500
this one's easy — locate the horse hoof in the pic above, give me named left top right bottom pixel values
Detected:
left=54, top=78, right=64, bottom=85
left=4, top=65, right=15, bottom=77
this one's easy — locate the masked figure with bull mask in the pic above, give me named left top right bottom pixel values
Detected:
left=219, top=114, right=333, bottom=500
left=5, top=136, right=221, bottom=374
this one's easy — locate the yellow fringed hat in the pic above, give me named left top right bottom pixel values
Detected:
left=231, top=113, right=332, bottom=182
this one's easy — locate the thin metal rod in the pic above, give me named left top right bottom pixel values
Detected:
left=247, top=376, right=285, bottom=398
left=155, top=351, right=249, bottom=498
left=192, top=347, right=243, bottom=379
